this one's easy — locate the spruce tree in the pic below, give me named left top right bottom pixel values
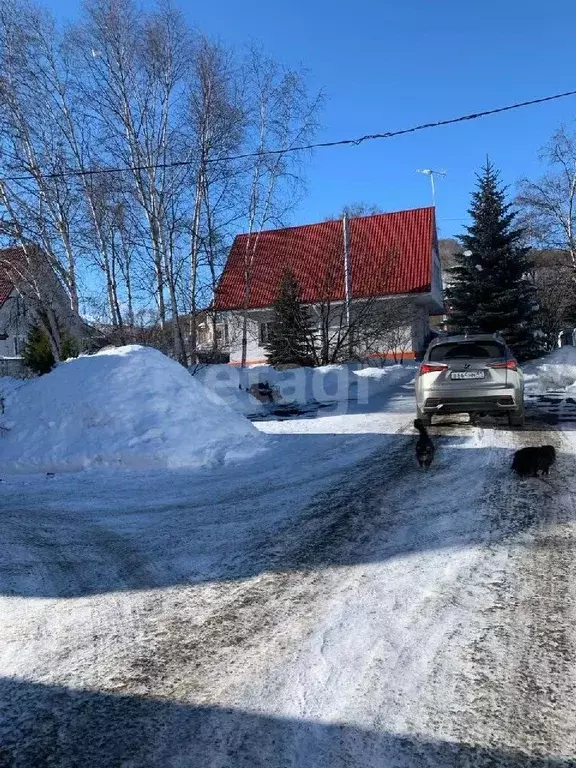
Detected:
left=22, top=323, right=55, bottom=375
left=265, top=269, right=313, bottom=367
left=447, top=160, right=539, bottom=360
left=22, top=313, right=78, bottom=376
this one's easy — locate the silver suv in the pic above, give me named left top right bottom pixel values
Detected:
left=415, top=334, right=524, bottom=427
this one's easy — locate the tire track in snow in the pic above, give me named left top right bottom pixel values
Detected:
left=135, top=418, right=550, bottom=767
left=426, top=416, right=576, bottom=762
left=175, top=420, right=503, bottom=753
left=4, top=408, right=576, bottom=765
left=116, top=429, right=421, bottom=706
left=278, top=423, right=502, bottom=740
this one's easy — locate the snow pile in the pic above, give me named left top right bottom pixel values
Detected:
left=196, top=361, right=416, bottom=411
left=268, top=364, right=355, bottom=405
left=193, top=364, right=265, bottom=416
left=353, top=364, right=416, bottom=398
left=0, top=346, right=266, bottom=474
left=0, top=377, right=24, bottom=401
left=523, top=346, right=576, bottom=393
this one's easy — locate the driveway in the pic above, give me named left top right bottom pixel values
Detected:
left=0, top=380, right=575, bottom=766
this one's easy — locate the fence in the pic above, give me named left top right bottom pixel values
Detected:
left=0, top=357, right=29, bottom=378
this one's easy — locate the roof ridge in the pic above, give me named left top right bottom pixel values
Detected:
left=234, top=206, right=435, bottom=238
left=322, top=206, right=435, bottom=226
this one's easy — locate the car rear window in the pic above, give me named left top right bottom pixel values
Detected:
left=429, top=342, right=506, bottom=361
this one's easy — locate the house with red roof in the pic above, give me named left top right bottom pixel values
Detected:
left=214, top=206, right=443, bottom=365
left=0, top=247, right=90, bottom=374
left=0, top=248, right=39, bottom=364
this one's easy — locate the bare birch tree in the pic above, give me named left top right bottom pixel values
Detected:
left=238, top=47, right=322, bottom=371
left=72, top=0, right=194, bottom=362
left=0, top=0, right=84, bottom=316
left=517, top=126, right=576, bottom=269
left=186, top=38, right=245, bottom=362
left=0, top=0, right=322, bottom=363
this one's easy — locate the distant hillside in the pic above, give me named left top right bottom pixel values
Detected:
left=438, top=239, right=461, bottom=271
left=529, top=249, right=571, bottom=268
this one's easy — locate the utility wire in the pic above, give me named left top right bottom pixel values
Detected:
left=4, top=87, right=576, bottom=183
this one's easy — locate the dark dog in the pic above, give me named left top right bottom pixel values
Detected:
left=512, top=445, right=556, bottom=477
left=414, top=418, right=435, bottom=469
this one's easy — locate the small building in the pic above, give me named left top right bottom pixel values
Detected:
left=0, top=247, right=91, bottom=376
left=214, top=207, right=443, bottom=365
left=0, top=273, right=26, bottom=359
left=195, top=311, right=230, bottom=363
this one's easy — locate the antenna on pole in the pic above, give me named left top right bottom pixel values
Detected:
left=416, top=168, right=447, bottom=207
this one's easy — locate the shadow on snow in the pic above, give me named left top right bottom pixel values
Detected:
left=0, top=425, right=561, bottom=598
left=0, top=676, right=571, bottom=767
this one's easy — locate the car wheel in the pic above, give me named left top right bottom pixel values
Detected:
left=507, top=409, right=525, bottom=429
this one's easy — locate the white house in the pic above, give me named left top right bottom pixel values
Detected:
left=214, top=207, right=443, bottom=364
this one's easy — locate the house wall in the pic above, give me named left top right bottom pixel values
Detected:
left=196, top=316, right=230, bottom=353
left=412, top=304, right=430, bottom=354
left=222, top=299, right=431, bottom=365
left=0, top=278, right=90, bottom=370
left=430, top=234, right=445, bottom=311
left=0, top=290, right=30, bottom=359
left=222, top=310, right=273, bottom=365
left=3, top=248, right=90, bottom=349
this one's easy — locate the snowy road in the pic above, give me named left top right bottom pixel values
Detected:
left=1, top=381, right=576, bottom=766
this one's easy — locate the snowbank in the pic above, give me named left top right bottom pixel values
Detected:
left=0, top=376, right=24, bottom=401
left=523, top=346, right=576, bottom=393
left=195, top=361, right=416, bottom=411
left=353, top=364, right=416, bottom=399
left=0, top=346, right=266, bottom=474
left=193, top=364, right=265, bottom=416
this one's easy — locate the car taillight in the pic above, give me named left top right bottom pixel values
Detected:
left=419, top=363, right=448, bottom=375
left=488, top=360, right=517, bottom=370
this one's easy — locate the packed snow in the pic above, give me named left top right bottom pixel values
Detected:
left=195, top=361, right=416, bottom=414
left=1, top=346, right=576, bottom=765
left=193, top=364, right=266, bottom=415
left=0, top=345, right=265, bottom=474
left=0, top=375, right=24, bottom=400
left=523, top=344, right=576, bottom=393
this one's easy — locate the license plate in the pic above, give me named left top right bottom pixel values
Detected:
left=450, top=370, right=486, bottom=380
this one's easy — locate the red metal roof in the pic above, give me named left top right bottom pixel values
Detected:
left=0, top=248, right=25, bottom=308
left=0, top=277, right=13, bottom=308
left=214, top=207, right=436, bottom=310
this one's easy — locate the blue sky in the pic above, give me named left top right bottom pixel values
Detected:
left=45, top=0, right=576, bottom=239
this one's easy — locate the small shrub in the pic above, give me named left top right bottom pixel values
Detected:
left=22, top=320, right=78, bottom=376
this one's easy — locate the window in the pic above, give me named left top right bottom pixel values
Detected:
left=13, top=337, right=19, bottom=356
left=215, top=323, right=229, bottom=346
left=429, top=341, right=505, bottom=361
left=259, top=322, right=273, bottom=345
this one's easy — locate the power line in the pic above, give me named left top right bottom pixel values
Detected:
left=4, top=87, right=576, bottom=183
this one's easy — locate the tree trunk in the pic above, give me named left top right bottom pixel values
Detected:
left=154, top=247, right=166, bottom=329
left=189, top=169, right=204, bottom=366
left=162, top=239, right=186, bottom=364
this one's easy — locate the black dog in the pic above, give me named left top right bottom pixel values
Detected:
left=414, top=418, right=435, bottom=470
left=512, top=445, right=556, bottom=477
